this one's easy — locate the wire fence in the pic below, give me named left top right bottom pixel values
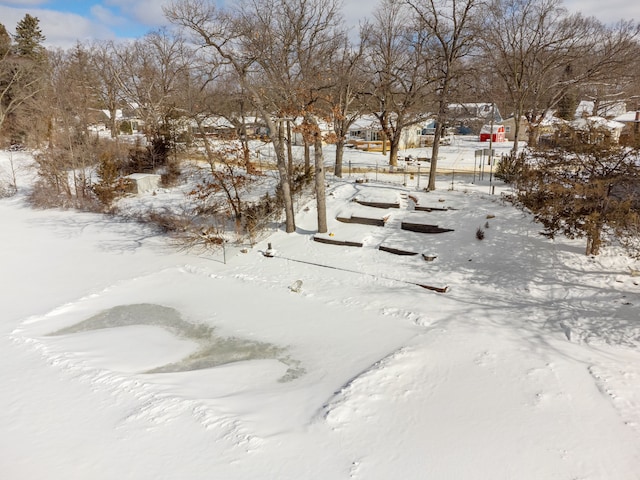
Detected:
left=332, top=160, right=500, bottom=192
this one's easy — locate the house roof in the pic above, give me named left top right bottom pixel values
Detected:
left=125, top=173, right=161, bottom=180
left=100, top=109, right=124, bottom=121
left=576, top=100, right=627, bottom=119
left=349, top=115, right=381, bottom=131
left=480, top=124, right=504, bottom=134
left=614, top=111, right=640, bottom=123
left=572, top=116, right=625, bottom=131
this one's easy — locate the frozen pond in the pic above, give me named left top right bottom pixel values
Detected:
left=48, top=303, right=304, bottom=382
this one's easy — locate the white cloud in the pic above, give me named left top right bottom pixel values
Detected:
left=1, top=0, right=49, bottom=5
left=1, top=0, right=636, bottom=50
left=90, top=4, right=127, bottom=28
left=105, top=0, right=173, bottom=28
left=563, top=0, right=639, bottom=24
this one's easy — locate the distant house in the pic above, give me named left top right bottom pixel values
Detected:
left=347, top=115, right=432, bottom=149
left=479, top=124, right=506, bottom=142
left=613, top=111, right=640, bottom=140
left=570, top=116, right=625, bottom=144
left=97, top=107, right=144, bottom=134
left=187, top=115, right=272, bottom=139
left=501, top=116, right=529, bottom=142
left=347, top=115, right=382, bottom=143
left=447, top=103, right=502, bottom=134
left=575, top=100, right=627, bottom=119
left=189, top=116, right=236, bottom=137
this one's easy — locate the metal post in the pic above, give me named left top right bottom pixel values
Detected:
left=489, top=155, right=494, bottom=193
left=473, top=155, right=477, bottom=184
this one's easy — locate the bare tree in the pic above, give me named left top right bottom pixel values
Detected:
left=166, top=0, right=342, bottom=234
left=327, top=33, right=368, bottom=177
left=165, top=0, right=298, bottom=233
left=407, top=0, right=481, bottom=190
left=30, top=45, right=102, bottom=206
left=89, top=40, right=124, bottom=139
left=361, top=0, right=436, bottom=168
left=114, top=29, right=192, bottom=144
left=479, top=0, right=640, bottom=153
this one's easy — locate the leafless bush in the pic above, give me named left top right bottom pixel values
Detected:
left=476, top=226, right=485, bottom=240
left=139, top=208, right=193, bottom=234
left=0, top=181, right=17, bottom=198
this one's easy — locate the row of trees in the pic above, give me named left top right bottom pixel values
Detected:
left=164, top=0, right=640, bottom=232
left=1, top=0, right=639, bottom=249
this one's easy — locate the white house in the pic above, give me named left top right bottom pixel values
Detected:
left=571, top=116, right=625, bottom=143
left=347, top=115, right=433, bottom=150
left=501, top=116, right=529, bottom=142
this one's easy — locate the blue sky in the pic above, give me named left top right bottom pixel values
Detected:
left=0, top=0, right=637, bottom=49
left=0, top=0, right=173, bottom=46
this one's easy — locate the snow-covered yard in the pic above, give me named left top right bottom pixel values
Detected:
left=2, top=140, right=640, bottom=479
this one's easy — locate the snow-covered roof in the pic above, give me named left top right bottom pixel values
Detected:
left=348, top=114, right=434, bottom=132
left=100, top=109, right=124, bottom=121
left=539, top=113, right=567, bottom=127
left=614, top=111, right=640, bottom=123
left=125, top=173, right=161, bottom=180
left=349, top=115, right=381, bottom=131
left=575, top=100, right=627, bottom=119
left=480, top=124, right=504, bottom=134
left=572, top=116, right=625, bottom=131
left=194, top=116, right=235, bottom=129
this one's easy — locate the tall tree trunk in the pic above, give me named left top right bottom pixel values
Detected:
left=239, top=120, right=253, bottom=173
left=527, top=123, right=540, bottom=148
left=314, top=134, right=327, bottom=233
left=334, top=138, right=344, bottom=178
left=382, top=131, right=388, bottom=156
left=510, top=99, right=526, bottom=155
left=307, top=116, right=327, bottom=233
left=389, top=135, right=401, bottom=170
left=262, top=115, right=296, bottom=233
left=287, top=119, right=294, bottom=176
left=275, top=137, right=296, bottom=233
left=512, top=117, right=521, bottom=155
left=428, top=120, right=444, bottom=191
left=304, top=138, right=311, bottom=177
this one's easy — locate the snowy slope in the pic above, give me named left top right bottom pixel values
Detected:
left=2, top=144, right=640, bottom=479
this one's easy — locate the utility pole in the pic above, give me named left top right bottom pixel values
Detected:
left=488, top=102, right=495, bottom=166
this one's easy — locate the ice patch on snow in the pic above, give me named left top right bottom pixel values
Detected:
left=48, top=303, right=305, bottom=382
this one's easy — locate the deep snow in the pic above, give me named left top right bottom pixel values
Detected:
left=2, top=138, right=640, bottom=479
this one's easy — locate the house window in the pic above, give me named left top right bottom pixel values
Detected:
left=504, top=125, right=511, bottom=133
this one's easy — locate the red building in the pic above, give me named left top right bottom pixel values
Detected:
left=479, top=124, right=506, bottom=142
